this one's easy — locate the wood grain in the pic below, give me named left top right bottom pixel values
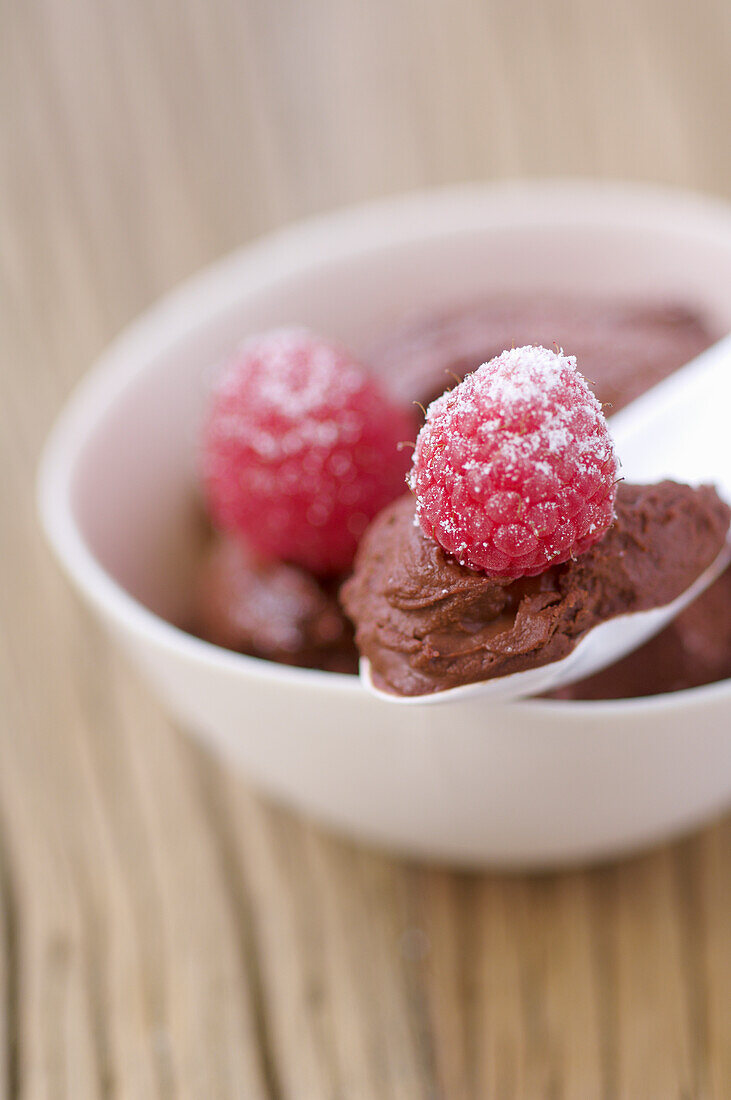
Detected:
left=1, top=1, right=730, bottom=1096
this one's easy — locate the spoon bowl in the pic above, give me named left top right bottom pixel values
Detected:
left=361, top=334, right=731, bottom=704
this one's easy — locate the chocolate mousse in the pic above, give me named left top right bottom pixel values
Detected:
left=196, top=535, right=358, bottom=673
left=369, top=297, right=713, bottom=413
left=551, top=571, right=731, bottom=699
left=341, top=483, right=731, bottom=697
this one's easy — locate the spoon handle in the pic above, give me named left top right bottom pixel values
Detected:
left=609, top=333, right=731, bottom=498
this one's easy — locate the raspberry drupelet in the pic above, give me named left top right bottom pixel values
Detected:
left=202, top=328, right=415, bottom=575
left=409, top=345, right=619, bottom=579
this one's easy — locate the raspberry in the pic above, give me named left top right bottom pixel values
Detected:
left=409, top=345, right=619, bottom=578
left=202, top=329, right=415, bottom=575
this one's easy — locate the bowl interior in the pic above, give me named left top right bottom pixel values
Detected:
left=65, top=186, right=731, bottom=631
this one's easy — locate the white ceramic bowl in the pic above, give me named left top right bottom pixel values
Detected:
left=38, top=181, right=731, bottom=868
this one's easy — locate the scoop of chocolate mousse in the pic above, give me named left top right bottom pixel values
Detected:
left=196, top=535, right=358, bottom=673
left=341, top=482, right=731, bottom=697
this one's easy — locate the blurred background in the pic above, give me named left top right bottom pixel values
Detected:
left=1, top=2, right=730, bottom=1098
left=3, top=0, right=730, bottom=354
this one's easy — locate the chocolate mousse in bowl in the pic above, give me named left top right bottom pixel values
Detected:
left=39, top=184, right=731, bottom=865
left=197, top=298, right=730, bottom=702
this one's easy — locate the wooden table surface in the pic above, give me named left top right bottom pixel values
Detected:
left=1, top=2, right=730, bottom=1097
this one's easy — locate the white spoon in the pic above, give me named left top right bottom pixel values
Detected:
left=361, top=333, right=731, bottom=704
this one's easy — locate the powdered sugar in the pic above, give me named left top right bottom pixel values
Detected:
left=409, top=345, right=619, bottom=578
left=215, top=328, right=365, bottom=438
left=203, top=328, right=414, bottom=574
left=415, top=346, right=613, bottom=489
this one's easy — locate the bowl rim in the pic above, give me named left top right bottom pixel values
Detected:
left=37, top=177, right=731, bottom=716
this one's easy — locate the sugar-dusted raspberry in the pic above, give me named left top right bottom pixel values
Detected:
left=202, top=329, right=415, bottom=575
left=409, top=345, right=619, bottom=578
